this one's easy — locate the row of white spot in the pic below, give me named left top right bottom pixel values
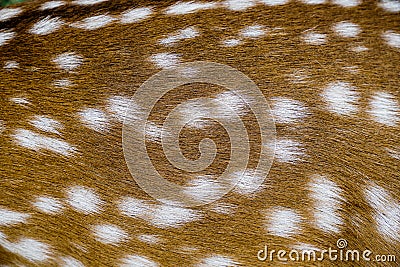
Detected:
left=11, top=109, right=76, bottom=155
left=6, top=46, right=302, bottom=165
left=0, top=5, right=154, bottom=45
left=1, top=175, right=398, bottom=264
left=303, top=28, right=400, bottom=49
left=0, top=176, right=332, bottom=236
left=0, top=0, right=399, bottom=46
left=264, top=175, right=343, bottom=238
left=223, top=0, right=399, bottom=10
left=0, top=230, right=240, bottom=267
left=6, top=88, right=305, bottom=164
left=7, top=76, right=398, bottom=165
left=2, top=53, right=82, bottom=73
left=13, top=128, right=76, bottom=156
left=303, top=21, right=360, bottom=46
left=80, top=91, right=309, bottom=164
left=0, top=183, right=239, bottom=266
left=322, top=81, right=400, bottom=126
left=221, top=21, right=368, bottom=48
left=223, top=25, right=267, bottom=47
left=120, top=254, right=240, bottom=267
left=0, top=184, right=236, bottom=230
left=0, top=0, right=398, bottom=23
left=153, top=25, right=396, bottom=68
left=162, top=60, right=398, bottom=129
left=266, top=176, right=400, bottom=246
left=159, top=26, right=199, bottom=46
left=150, top=28, right=399, bottom=71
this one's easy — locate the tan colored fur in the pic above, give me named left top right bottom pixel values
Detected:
left=0, top=0, right=399, bottom=266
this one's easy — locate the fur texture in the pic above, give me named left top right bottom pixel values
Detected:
left=0, top=0, right=399, bottom=266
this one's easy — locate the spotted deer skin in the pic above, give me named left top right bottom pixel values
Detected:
left=0, top=0, right=399, bottom=266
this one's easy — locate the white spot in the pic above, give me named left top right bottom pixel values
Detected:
left=13, top=129, right=76, bottom=156
left=240, top=25, right=265, bottom=38
left=386, top=147, right=400, bottom=160
left=10, top=97, right=30, bottom=105
left=29, top=16, right=64, bottom=35
left=0, top=30, right=15, bottom=46
left=71, top=15, right=116, bottom=30
left=39, top=1, right=66, bottom=10
left=150, top=53, right=181, bottom=69
left=379, top=0, right=400, bottom=12
left=33, top=196, right=63, bottom=214
left=177, top=246, right=199, bottom=253
left=196, top=255, right=239, bottom=267
left=214, top=91, right=250, bottom=116
left=0, top=238, right=51, bottom=262
left=145, top=122, right=168, bottom=142
left=300, top=0, right=326, bottom=4
left=367, top=92, right=399, bottom=126
left=120, top=255, right=159, bottom=267
left=332, top=0, right=360, bottom=7
left=0, top=120, right=4, bottom=134
left=120, top=7, right=153, bottom=24
left=177, top=91, right=250, bottom=128
left=302, top=31, right=327, bottom=45
left=365, top=183, right=400, bottom=242
left=208, top=202, right=237, bottom=215
left=159, top=26, right=199, bottom=46
left=72, top=0, right=108, bottom=5
left=53, top=78, right=72, bottom=88
left=231, top=169, right=266, bottom=195
left=67, top=186, right=103, bottom=214
left=259, top=0, right=290, bottom=6
left=222, top=38, right=241, bottom=47
left=309, top=175, right=344, bottom=234
left=4, top=60, right=19, bottom=69
left=150, top=204, right=202, bottom=228
left=107, top=95, right=141, bottom=123
left=350, top=45, right=368, bottom=52
left=271, top=97, right=308, bottom=124
left=266, top=207, right=302, bottom=238
left=53, top=52, right=83, bottom=71
left=118, top=197, right=153, bottom=219
left=137, top=234, right=161, bottom=245
left=118, top=197, right=201, bottom=228
left=382, top=30, right=400, bottom=48
left=177, top=101, right=213, bottom=128
left=0, top=8, right=22, bottom=22
left=224, top=0, right=256, bottom=11
left=30, top=115, right=63, bottom=134
left=272, top=138, right=305, bottom=163
left=60, top=256, right=85, bottom=267
left=332, top=21, right=361, bottom=38
left=78, top=108, right=109, bottom=132
left=165, top=1, right=218, bottom=15
left=0, top=208, right=30, bottom=226
left=184, top=176, right=224, bottom=203
left=92, top=224, right=128, bottom=245
left=321, top=81, right=359, bottom=115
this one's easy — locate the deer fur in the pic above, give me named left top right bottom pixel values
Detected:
left=0, top=0, right=399, bottom=266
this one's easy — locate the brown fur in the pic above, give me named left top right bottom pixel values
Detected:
left=0, top=0, right=399, bottom=266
